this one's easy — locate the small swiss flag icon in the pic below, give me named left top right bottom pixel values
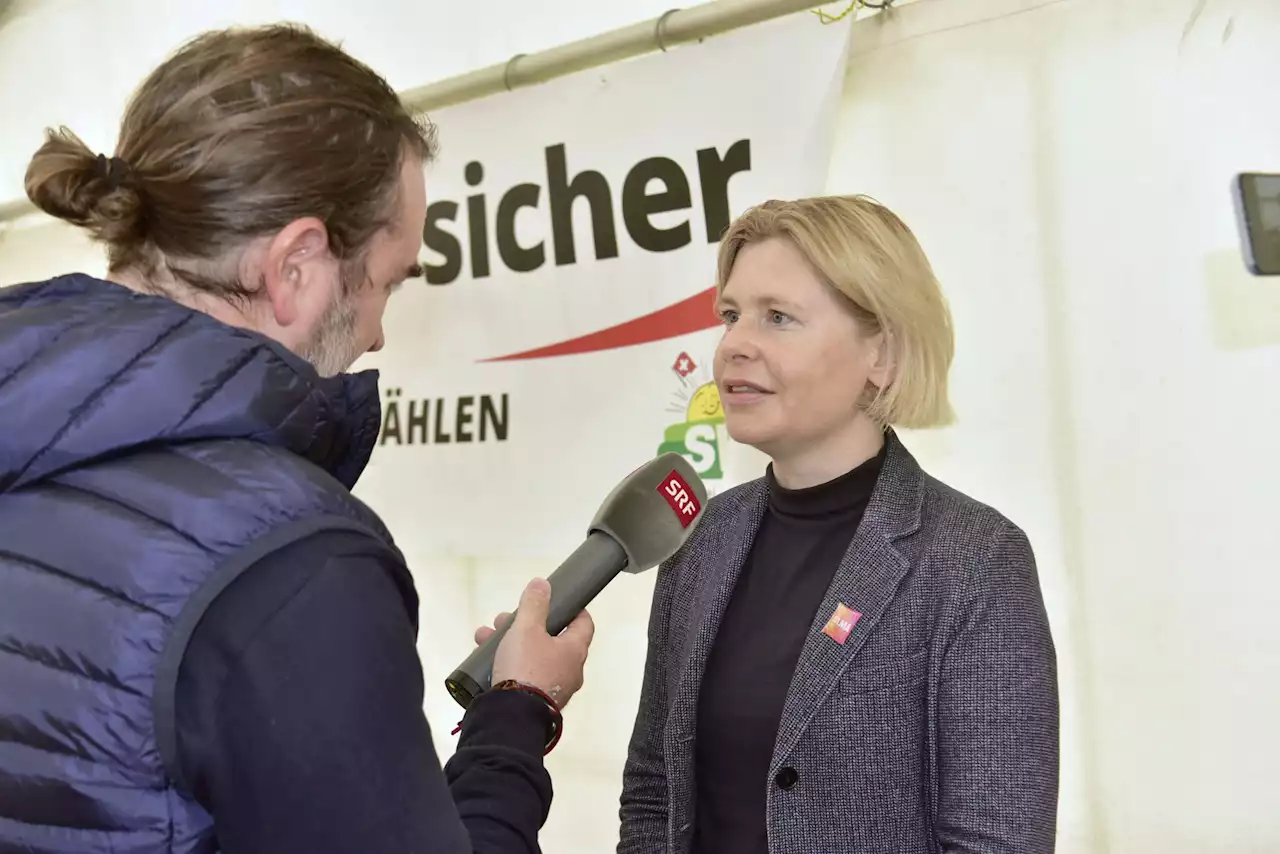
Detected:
left=657, top=470, right=700, bottom=527
left=672, top=352, right=697, bottom=378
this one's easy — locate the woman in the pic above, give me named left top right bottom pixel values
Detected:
left=617, top=196, right=1058, bottom=854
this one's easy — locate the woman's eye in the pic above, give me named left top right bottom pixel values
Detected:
left=719, top=309, right=739, bottom=324
left=768, top=310, right=791, bottom=325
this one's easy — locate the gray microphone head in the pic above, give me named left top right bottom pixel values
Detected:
left=588, top=452, right=709, bottom=574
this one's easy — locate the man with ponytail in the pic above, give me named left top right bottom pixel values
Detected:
left=0, top=24, right=592, bottom=854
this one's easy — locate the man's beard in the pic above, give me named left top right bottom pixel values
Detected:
left=297, top=292, right=363, bottom=378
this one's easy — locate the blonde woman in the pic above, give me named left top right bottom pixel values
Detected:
left=618, top=196, right=1058, bottom=854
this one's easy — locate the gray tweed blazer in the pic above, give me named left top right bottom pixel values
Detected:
left=618, top=431, right=1059, bottom=854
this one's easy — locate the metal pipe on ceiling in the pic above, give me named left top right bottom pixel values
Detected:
left=0, top=0, right=832, bottom=226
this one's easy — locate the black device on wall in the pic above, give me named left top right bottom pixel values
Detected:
left=1232, top=173, right=1280, bottom=276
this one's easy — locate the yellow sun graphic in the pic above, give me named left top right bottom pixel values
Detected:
left=685, top=381, right=724, bottom=422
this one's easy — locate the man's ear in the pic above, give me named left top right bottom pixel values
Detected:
left=260, top=217, right=332, bottom=328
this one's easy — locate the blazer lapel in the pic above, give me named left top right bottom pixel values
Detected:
left=665, top=482, right=769, bottom=758
left=769, top=432, right=924, bottom=771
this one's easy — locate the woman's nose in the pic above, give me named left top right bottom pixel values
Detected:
left=718, top=323, right=758, bottom=361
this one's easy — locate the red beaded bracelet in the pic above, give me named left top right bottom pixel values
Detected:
left=493, top=680, right=564, bottom=755
left=451, top=680, right=565, bottom=755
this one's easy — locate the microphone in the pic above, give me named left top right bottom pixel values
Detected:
left=444, top=452, right=709, bottom=709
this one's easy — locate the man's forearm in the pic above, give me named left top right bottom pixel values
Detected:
left=181, top=536, right=556, bottom=854
left=445, top=690, right=556, bottom=854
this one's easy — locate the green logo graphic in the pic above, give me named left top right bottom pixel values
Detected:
left=657, top=351, right=727, bottom=480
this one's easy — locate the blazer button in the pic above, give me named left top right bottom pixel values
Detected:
left=774, top=767, right=799, bottom=790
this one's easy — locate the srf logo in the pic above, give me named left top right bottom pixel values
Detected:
left=657, top=470, right=701, bottom=528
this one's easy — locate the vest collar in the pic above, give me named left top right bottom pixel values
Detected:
left=0, top=274, right=381, bottom=492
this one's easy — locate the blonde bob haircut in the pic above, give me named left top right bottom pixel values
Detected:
left=714, top=195, right=956, bottom=430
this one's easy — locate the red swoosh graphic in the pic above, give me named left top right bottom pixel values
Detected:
left=481, top=286, right=719, bottom=362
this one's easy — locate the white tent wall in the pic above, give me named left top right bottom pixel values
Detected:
left=0, top=0, right=733, bottom=200
left=831, top=1, right=1278, bottom=851
left=3, top=1, right=1279, bottom=853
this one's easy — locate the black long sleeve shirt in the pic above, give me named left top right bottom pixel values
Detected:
left=692, top=444, right=885, bottom=854
left=174, top=527, right=553, bottom=854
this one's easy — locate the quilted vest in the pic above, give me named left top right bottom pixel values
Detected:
left=0, top=274, right=397, bottom=853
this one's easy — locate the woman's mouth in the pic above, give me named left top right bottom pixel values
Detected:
left=721, top=380, right=773, bottom=404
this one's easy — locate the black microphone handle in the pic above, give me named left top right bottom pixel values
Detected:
left=444, top=530, right=628, bottom=709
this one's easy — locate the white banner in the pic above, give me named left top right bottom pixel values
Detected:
left=354, top=13, right=851, bottom=558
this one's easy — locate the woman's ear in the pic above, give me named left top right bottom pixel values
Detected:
left=866, top=329, right=897, bottom=392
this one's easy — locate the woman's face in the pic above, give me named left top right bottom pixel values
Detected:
left=713, top=237, right=885, bottom=461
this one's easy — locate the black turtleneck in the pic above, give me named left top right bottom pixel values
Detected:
left=692, top=442, right=886, bottom=854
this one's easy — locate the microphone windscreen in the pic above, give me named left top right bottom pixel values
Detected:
left=588, top=451, right=708, bottom=573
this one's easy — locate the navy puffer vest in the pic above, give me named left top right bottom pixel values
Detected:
left=0, top=274, right=398, bottom=853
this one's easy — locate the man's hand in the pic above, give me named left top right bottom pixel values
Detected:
left=475, top=578, right=595, bottom=708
